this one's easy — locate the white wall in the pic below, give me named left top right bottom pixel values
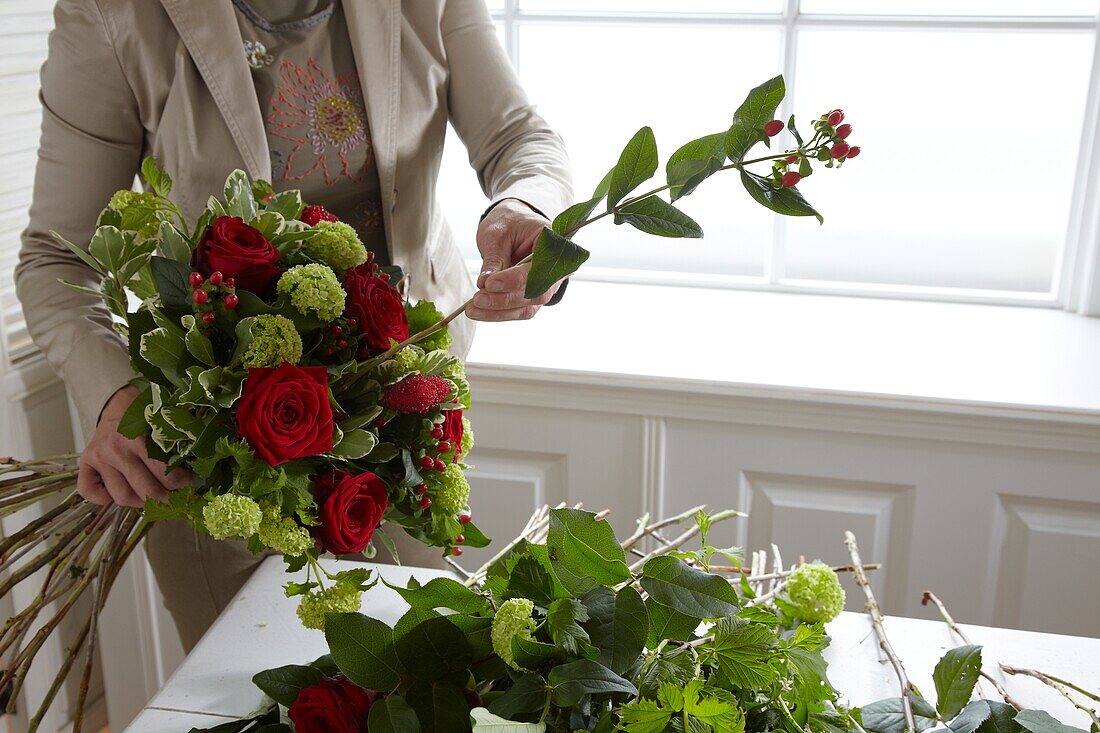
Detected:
left=461, top=367, right=1100, bottom=638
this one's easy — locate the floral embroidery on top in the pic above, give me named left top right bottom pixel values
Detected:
left=244, top=40, right=274, bottom=69
left=267, top=58, right=371, bottom=187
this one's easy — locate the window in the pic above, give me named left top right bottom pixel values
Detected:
left=0, top=1, right=55, bottom=364
left=436, top=1, right=1100, bottom=308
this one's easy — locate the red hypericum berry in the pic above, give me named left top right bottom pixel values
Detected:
left=263, top=193, right=274, bottom=202
left=786, top=155, right=800, bottom=164
left=223, top=294, right=239, bottom=310
left=416, top=483, right=429, bottom=495
left=324, top=347, right=334, bottom=356
left=225, top=277, right=235, bottom=288
left=763, top=119, right=784, bottom=137
left=382, top=375, right=452, bottom=415
left=374, top=417, right=386, bottom=428
left=380, top=273, right=390, bottom=282
left=458, top=513, right=472, bottom=525
left=827, top=109, right=845, bottom=126
left=831, top=141, right=851, bottom=159
left=419, top=497, right=432, bottom=509
left=208, top=271, right=224, bottom=286
left=456, top=534, right=466, bottom=544
left=434, top=459, right=446, bottom=472
left=835, top=123, right=852, bottom=140
left=330, top=325, right=343, bottom=336
left=436, top=441, right=452, bottom=453
left=201, top=311, right=215, bottom=325
left=781, top=171, right=802, bottom=188
left=419, top=455, right=435, bottom=470
left=846, top=146, right=861, bottom=158
left=452, top=546, right=463, bottom=556
left=346, top=318, right=358, bottom=330
left=192, top=289, right=209, bottom=304
left=189, top=272, right=204, bottom=288
left=430, top=427, right=444, bottom=440
left=337, top=339, right=349, bottom=350
left=300, top=204, right=339, bottom=226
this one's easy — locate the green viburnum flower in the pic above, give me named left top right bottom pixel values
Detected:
left=460, top=417, right=474, bottom=456
left=430, top=462, right=470, bottom=515
left=108, top=190, right=161, bottom=237
left=276, top=264, right=345, bottom=322
left=241, top=314, right=303, bottom=368
left=202, top=494, right=262, bottom=541
left=405, top=300, right=453, bottom=352
left=785, top=562, right=845, bottom=623
left=296, top=584, right=363, bottom=630
left=303, top=221, right=368, bottom=273
left=257, top=504, right=314, bottom=556
left=392, top=346, right=423, bottom=375
left=491, top=598, right=536, bottom=671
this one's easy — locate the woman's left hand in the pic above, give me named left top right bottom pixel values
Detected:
left=467, top=198, right=561, bottom=321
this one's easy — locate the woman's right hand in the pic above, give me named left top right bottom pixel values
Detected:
left=76, top=386, right=192, bottom=507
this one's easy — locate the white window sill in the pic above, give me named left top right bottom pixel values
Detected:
left=465, top=281, right=1100, bottom=422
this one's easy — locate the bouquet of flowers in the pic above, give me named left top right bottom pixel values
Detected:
left=200, top=513, right=1097, bottom=733
left=1, top=73, right=864, bottom=729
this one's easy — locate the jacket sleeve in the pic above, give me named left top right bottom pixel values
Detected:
left=441, top=0, right=573, bottom=222
left=15, top=0, right=144, bottom=438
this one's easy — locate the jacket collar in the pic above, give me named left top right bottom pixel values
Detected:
left=159, top=0, right=272, bottom=180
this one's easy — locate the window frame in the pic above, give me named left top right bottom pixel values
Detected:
left=485, top=0, right=1100, bottom=312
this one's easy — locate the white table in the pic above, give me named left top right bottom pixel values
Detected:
left=125, top=556, right=1100, bottom=732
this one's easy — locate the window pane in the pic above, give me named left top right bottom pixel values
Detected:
left=515, top=22, right=781, bottom=277
left=521, top=0, right=782, bottom=13
left=784, top=29, right=1093, bottom=293
left=800, top=0, right=1097, bottom=16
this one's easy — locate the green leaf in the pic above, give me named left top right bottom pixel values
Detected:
left=933, top=645, right=983, bottom=719
left=51, top=230, right=106, bottom=275
left=141, top=156, right=173, bottom=197
left=487, top=675, right=549, bottom=720
left=150, top=255, right=194, bottom=312
left=641, top=556, right=740, bottom=619
left=547, top=659, right=637, bottom=707
left=331, top=429, right=377, bottom=459
left=88, top=226, right=128, bottom=274
left=546, top=598, right=595, bottom=656
left=324, top=613, right=402, bottom=690
left=503, top=553, right=563, bottom=608
left=405, top=681, right=473, bottom=733
left=552, top=170, right=613, bottom=236
left=608, top=126, right=658, bottom=209
left=180, top=315, right=216, bottom=366
left=266, top=189, right=304, bottom=220
left=1014, top=711, right=1088, bottom=733
left=117, top=384, right=153, bottom=439
left=139, top=327, right=187, bottom=386
left=949, top=701, right=994, bottom=733
left=368, top=697, right=422, bottom=733
left=582, top=586, right=648, bottom=675
left=546, top=508, right=631, bottom=594
left=977, top=703, right=1023, bottom=733
left=251, top=664, right=323, bottom=708
left=619, top=698, right=672, bottom=733
left=861, top=695, right=940, bottom=733
left=384, top=577, right=491, bottom=616
left=666, top=132, right=728, bottom=201
left=740, top=169, right=824, bottom=224
left=524, top=228, right=590, bottom=300
left=393, top=615, right=473, bottom=681
left=614, top=195, right=703, bottom=238
left=644, top=597, right=700, bottom=648
left=725, top=75, right=786, bottom=163
left=158, top=221, right=192, bottom=264
left=701, top=616, right=778, bottom=690
left=223, top=169, right=257, bottom=220
left=470, top=708, right=546, bottom=732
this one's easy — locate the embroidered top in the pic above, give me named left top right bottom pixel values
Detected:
left=232, top=0, right=388, bottom=263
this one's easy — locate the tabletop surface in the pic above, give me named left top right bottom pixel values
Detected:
left=125, top=556, right=1100, bottom=732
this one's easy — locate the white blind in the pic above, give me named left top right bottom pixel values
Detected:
left=0, top=1, right=54, bottom=365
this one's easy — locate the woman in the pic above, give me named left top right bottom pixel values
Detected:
left=16, top=0, right=572, bottom=650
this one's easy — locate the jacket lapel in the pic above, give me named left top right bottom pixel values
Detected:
left=159, top=0, right=272, bottom=181
left=343, top=0, right=401, bottom=257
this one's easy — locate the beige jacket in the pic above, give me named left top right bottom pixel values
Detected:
left=17, top=0, right=572, bottom=437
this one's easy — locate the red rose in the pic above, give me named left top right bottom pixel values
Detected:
left=441, top=409, right=464, bottom=461
left=288, top=676, right=380, bottom=733
left=343, top=264, right=409, bottom=357
left=312, top=470, right=389, bottom=554
left=237, top=364, right=334, bottom=466
left=193, top=216, right=280, bottom=293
